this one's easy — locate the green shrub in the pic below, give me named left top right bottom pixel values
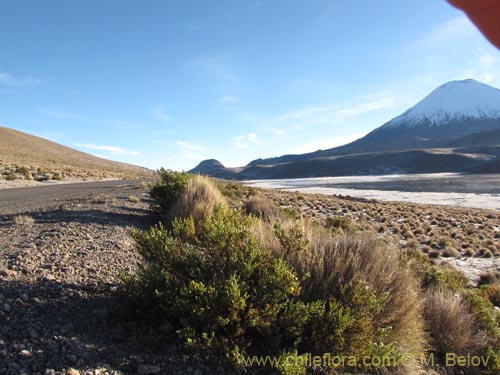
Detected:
left=280, top=207, right=298, bottom=220
left=219, top=182, right=256, bottom=201
left=122, top=204, right=425, bottom=373
left=462, top=289, right=500, bottom=343
left=405, top=249, right=468, bottom=292
left=482, top=283, right=500, bottom=307
left=325, top=216, right=353, bottom=232
left=15, top=166, right=29, bottom=175
left=122, top=206, right=304, bottom=358
left=149, top=168, right=192, bottom=215
left=5, top=173, right=17, bottom=181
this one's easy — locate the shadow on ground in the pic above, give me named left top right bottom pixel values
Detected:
left=0, top=206, right=153, bottom=230
left=0, top=278, right=226, bottom=375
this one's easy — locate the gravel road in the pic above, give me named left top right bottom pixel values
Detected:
left=0, top=180, right=145, bottom=215
left=0, top=181, right=235, bottom=375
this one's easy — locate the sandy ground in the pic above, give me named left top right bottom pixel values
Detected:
left=248, top=173, right=500, bottom=211
left=445, top=257, right=500, bottom=285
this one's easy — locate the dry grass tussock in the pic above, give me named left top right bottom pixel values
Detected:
left=12, top=214, right=35, bottom=225
left=424, top=290, right=490, bottom=358
left=244, top=195, right=281, bottom=222
left=168, top=175, right=227, bottom=225
left=246, top=203, right=427, bottom=362
left=293, top=230, right=426, bottom=358
left=128, top=195, right=141, bottom=203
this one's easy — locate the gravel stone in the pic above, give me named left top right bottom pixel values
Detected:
left=19, top=349, right=32, bottom=358
left=0, top=268, right=17, bottom=277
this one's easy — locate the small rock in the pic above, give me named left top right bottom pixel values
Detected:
left=44, top=370, right=55, bottom=375
left=19, top=349, right=31, bottom=358
left=192, top=369, right=203, bottom=375
left=66, top=368, right=80, bottom=375
left=137, top=364, right=161, bottom=374
left=29, top=329, right=39, bottom=338
left=0, top=269, right=17, bottom=278
left=0, top=304, right=11, bottom=313
left=0, top=293, right=4, bottom=300
left=67, top=354, right=78, bottom=364
left=45, top=274, right=56, bottom=282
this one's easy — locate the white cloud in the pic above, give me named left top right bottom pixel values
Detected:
left=480, top=74, right=493, bottom=84
left=153, top=106, right=171, bottom=122
left=268, top=128, right=287, bottom=140
left=173, top=141, right=212, bottom=168
left=77, top=143, right=141, bottom=156
left=220, top=95, right=239, bottom=103
left=273, top=97, right=395, bottom=128
left=37, top=107, right=90, bottom=122
left=0, top=71, right=43, bottom=87
left=480, top=53, right=497, bottom=69
left=247, top=132, right=257, bottom=142
left=176, top=141, right=206, bottom=151
left=233, top=132, right=258, bottom=149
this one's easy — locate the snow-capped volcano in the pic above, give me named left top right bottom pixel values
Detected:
left=383, top=79, right=500, bottom=128
left=193, top=79, right=500, bottom=179
left=336, top=79, right=500, bottom=153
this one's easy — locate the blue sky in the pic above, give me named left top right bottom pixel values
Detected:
left=1, top=0, right=500, bottom=170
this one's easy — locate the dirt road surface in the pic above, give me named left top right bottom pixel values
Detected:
left=0, top=180, right=145, bottom=215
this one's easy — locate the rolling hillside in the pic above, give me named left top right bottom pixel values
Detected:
left=0, top=126, right=154, bottom=181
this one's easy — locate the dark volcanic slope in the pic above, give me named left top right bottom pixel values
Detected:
left=237, top=150, right=488, bottom=180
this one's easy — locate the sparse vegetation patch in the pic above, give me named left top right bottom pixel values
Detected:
left=119, top=174, right=500, bottom=374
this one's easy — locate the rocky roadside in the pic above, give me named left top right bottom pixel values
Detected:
left=1, top=180, right=498, bottom=375
left=0, top=183, right=237, bottom=375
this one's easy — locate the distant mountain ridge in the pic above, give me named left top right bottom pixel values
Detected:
left=189, top=159, right=226, bottom=174
left=190, top=79, right=500, bottom=179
